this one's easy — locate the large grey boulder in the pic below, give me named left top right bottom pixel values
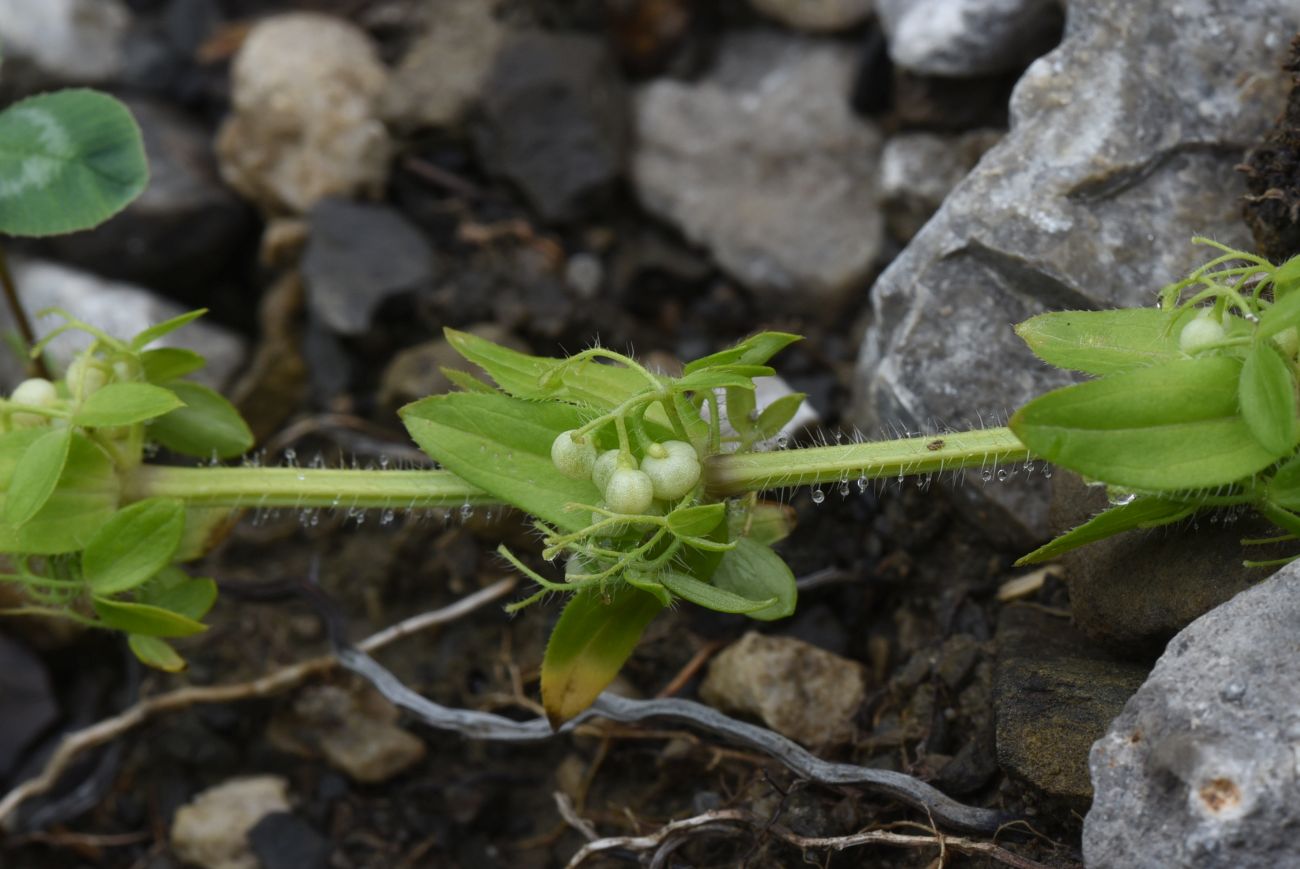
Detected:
left=1084, top=563, right=1300, bottom=868
left=852, top=0, right=1299, bottom=544
left=633, top=32, right=883, bottom=312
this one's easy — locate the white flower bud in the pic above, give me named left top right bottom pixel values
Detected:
left=640, top=440, right=701, bottom=500
left=551, top=430, right=597, bottom=480
left=605, top=468, right=655, bottom=515
left=10, top=378, right=57, bottom=428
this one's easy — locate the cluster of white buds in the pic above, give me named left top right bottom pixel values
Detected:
left=551, top=430, right=702, bottom=515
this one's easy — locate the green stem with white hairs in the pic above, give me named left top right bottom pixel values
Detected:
left=121, top=427, right=1032, bottom=510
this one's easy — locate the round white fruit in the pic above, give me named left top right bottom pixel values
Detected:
left=605, top=468, right=655, bottom=515
left=550, top=430, right=597, bottom=479
left=640, top=440, right=701, bottom=500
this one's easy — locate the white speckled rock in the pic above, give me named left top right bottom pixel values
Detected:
left=876, top=0, right=1063, bottom=77
left=1084, top=563, right=1300, bottom=868
left=381, top=0, right=505, bottom=130
left=748, top=0, right=875, bottom=32
left=1, top=259, right=246, bottom=391
left=0, top=0, right=130, bottom=87
left=171, top=776, right=290, bottom=869
left=852, top=0, right=1299, bottom=545
left=216, top=13, right=391, bottom=214
left=633, top=32, right=882, bottom=311
left=700, top=631, right=866, bottom=747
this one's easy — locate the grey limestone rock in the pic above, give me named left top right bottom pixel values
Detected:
left=633, top=32, right=883, bottom=311
left=853, top=0, right=1299, bottom=544
left=877, top=0, right=1063, bottom=77
left=0, top=0, right=130, bottom=90
left=216, top=13, right=392, bottom=214
left=1084, top=564, right=1300, bottom=868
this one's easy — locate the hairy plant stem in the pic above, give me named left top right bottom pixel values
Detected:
left=705, top=426, right=1030, bottom=496
left=122, top=427, right=1031, bottom=510
left=124, top=465, right=495, bottom=509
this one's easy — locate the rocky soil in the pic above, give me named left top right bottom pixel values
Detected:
left=0, top=1, right=1298, bottom=867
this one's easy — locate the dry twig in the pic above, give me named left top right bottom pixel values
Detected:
left=0, top=578, right=517, bottom=831
left=560, top=807, right=1052, bottom=869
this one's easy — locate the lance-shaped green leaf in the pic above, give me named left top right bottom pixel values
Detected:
left=0, top=89, right=148, bottom=237
left=683, top=332, right=801, bottom=375
left=148, top=382, right=253, bottom=459
left=1268, top=453, right=1300, bottom=511
left=402, top=392, right=600, bottom=531
left=5, top=427, right=72, bottom=526
left=1274, top=254, right=1300, bottom=295
left=74, top=382, right=184, bottom=428
left=83, top=498, right=186, bottom=595
left=92, top=597, right=207, bottom=637
left=1259, top=282, right=1300, bottom=341
left=128, top=635, right=186, bottom=672
left=130, top=310, right=207, bottom=350
left=732, top=501, right=796, bottom=546
left=755, top=393, right=806, bottom=440
left=0, top=430, right=119, bottom=554
left=140, top=566, right=218, bottom=621
left=1016, top=496, right=1197, bottom=565
left=666, top=502, right=726, bottom=537
left=1010, top=356, right=1279, bottom=491
left=660, top=570, right=777, bottom=614
left=709, top=537, right=797, bottom=621
left=140, top=348, right=205, bottom=383
left=1239, top=341, right=1298, bottom=457
left=1014, top=309, right=1181, bottom=376
left=541, top=585, right=664, bottom=726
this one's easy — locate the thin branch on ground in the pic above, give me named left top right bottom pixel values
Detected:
left=559, top=807, right=1053, bottom=869
left=330, top=629, right=1016, bottom=834
left=0, top=578, right=517, bottom=831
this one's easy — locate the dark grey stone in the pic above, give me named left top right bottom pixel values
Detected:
left=301, top=198, right=436, bottom=336
left=474, top=32, right=629, bottom=223
left=994, top=604, right=1148, bottom=804
left=248, top=813, right=330, bottom=869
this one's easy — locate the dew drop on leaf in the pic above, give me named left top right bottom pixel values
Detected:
left=811, top=487, right=825, bottom=504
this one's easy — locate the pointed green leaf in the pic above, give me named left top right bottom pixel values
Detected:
left=624, top=573, right=673, bottom=607
left=130, top=309, right=208, bottom=350
left=1015, top=496, right=1196, bottom=565
left=710, top=537, right=797, bottom=621
left=0, top=430, right=119, bottom=553
left=755, top=393, right=806, bottom=440
left=675, top=369, right=764, bottom=392
left=1010, top=356, right=1278, bottom=491
left=541, top=585, right=664, bottom=725
left=140, top=567, right=218, bottom=621
left=5, top=427, right=72, bottom=526
left=1015, top=309, right=1182, bottom=376
left=1268, top=453, right=1300, bottom=510
left=74, top=382, right=184, bottom=427
left=128, top=635, right=187, bottom=672
left=724, top=386, right=756, bottom=438
left=141, top=348, right=205, bottom=383
left=683, top=332, right=801, bottom=375
left=148, top=382, right=253, bottom=459
left=0, top=89, right=148, bottom=237
left=732, top=501, right=796, bottom=546
left=1259, top=285, right=1300, bottom=340
left=667, top=502, right=726, bottom=537
left=83, top=498, right=186, bottom=595
left=401, top=392, right=599, bottom=531
left=1274, top=254, right=1300, bottom=295
left=440, top=367, right=499, bottom=394
left=92, top=596, right=207, bottom=637
left=1239, top=341, right=1297, bottom=456
left=659, top=570, right=777, bottom=614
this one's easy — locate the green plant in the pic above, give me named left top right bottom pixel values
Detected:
left=2, top=85, right=1297, bottom=721
left=5, top=239, right=1300, bottom=723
